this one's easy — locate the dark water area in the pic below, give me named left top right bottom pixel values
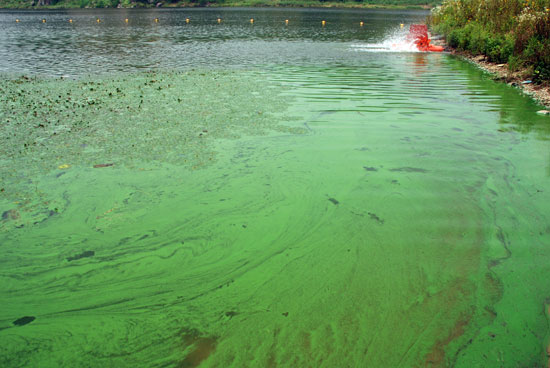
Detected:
left=1, top=7, right=550, bottom=368
left=0, top=8, right=428, bottom=75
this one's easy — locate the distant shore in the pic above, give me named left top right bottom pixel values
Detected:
left=0, top=1, right=434, bottom=10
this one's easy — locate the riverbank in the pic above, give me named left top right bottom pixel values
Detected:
left=428, top=0, right=550, bottom=90
left=429, top=34, right=550, bottom=109
left=453, top=50, right=550, bottom=109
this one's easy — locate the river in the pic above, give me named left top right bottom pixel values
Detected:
left=0, top=7, right=549, bottom=368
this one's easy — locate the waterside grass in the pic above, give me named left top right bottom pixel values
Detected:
left=429, top=0, right=550, bottom=83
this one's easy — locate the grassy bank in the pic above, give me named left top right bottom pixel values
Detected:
left=0, top=0, right=436, bottom=10
left=429, top=0, right=550, bottom=83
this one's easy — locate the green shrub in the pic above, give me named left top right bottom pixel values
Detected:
left=468, top=24, right=488, bottom=54
left=484, top=36, right=513, bottom=63
left=447, top=28, right=469, bottom=50
left=485, top=37, right=501, bottom=62
left=524, top=37, right=550, bottom=83
left=500, top=34, right=515, bottom=63
left=508, top=55, right=522, bottom=72
left=534, top=63, right=550, bottom=83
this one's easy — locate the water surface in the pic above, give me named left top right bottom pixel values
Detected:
left=0, top=8, right=427, bottom=75
left=1, top=8, right=550, bottom=368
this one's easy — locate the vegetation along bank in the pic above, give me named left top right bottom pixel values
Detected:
left=429, top=0, right=550, bottom=92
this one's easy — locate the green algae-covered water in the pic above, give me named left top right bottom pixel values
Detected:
left=1, top=8, right=550, bottom=368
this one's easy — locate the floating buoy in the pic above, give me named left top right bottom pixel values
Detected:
left=250, top=18, right=254, bottom=24
left=285, top=19, right=289, bottom=25
left=321, top=20, right=326, bottom=26
left=125, top=18, right=129, bottom=23
left=186, top=18, right=190, bottom=24
left=16, top=19, right=20, bottom=23
left=400, top=23, right=404, bottom=28
left=154, top=18, right=159, bottom=23
left=360, top=21, right=364, bottom=27
left=58, top=164, right=71, bottom=169
left=42, top=19, right=46, bottom=23
left=69, top=19, right=73, bottom=23
left=96, top=18, right=100, bottom=23
left=217, top=18, right=221, bottom=24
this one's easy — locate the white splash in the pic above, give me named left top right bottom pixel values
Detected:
left=351, top=27, right=419, bottom=53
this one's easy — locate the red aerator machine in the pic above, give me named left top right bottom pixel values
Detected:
left=407, top=24, right=444, bottom=52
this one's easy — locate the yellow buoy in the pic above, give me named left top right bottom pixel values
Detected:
left=285, top=19, right=289, bottom=25
left=125, top=18, right=129, bottom=23
left=42, top=19, right=46, bottom=23
left=321, top=20, right=326, bottom=26
left=400, top=23, right=404, bottom=28
left=97, top=18, right=101, bottom=23
left=250, top=18, right=254, bottom=24
left=58, top=164, right=71, bottom=169
left=154, top=18, right=159, bottom=23
left=360, top=21, right=364, bottom=27
left=186, top=18, right=190, bottom=24
left=69, top=19, right=73, bottom=23
left=217, top=18, right=221, bottom=24
left=16, top=19, right=20, bottom=23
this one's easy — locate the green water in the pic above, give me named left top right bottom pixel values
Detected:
left=2, top=8, right=550, bottom=368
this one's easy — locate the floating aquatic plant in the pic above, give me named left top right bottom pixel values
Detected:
left=0, top=70, right=302, bottom=202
